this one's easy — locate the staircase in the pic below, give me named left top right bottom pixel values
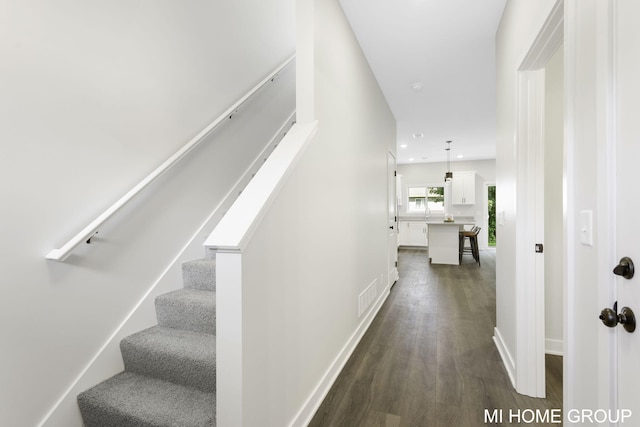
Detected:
left=77, top=259, right=217, bottom=427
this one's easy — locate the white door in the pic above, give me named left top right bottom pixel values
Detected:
left=613, top=1, right=640, bottom=420
left=388, top=151, right=399, bottom=286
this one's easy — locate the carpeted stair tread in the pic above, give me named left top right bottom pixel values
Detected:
left=78, top=257, right=218, bottom=425
left=120, top=326, right=216, bottom=392
left=182, top=259, right=216, bottom=291
left=77, top=371, right=216, bottom=427
left=156, top=288, right=216, bottom=335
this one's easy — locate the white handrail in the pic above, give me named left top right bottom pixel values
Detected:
left=46, top=54, right=296, bottom=262
left=204, top=120, right=318, bottom=253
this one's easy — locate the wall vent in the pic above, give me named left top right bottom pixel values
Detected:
left=358, top=279, right=378, bottom=318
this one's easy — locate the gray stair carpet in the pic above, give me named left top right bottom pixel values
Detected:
left=78, top=258, right=217, bottom=427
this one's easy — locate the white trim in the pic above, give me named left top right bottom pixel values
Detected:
left=513, top=0, right=564, bottom=399
left=545, top=339, right=564, bottom=356
left=204, top=121, right=319, bottom=252
left=519, top=10, right=564, bottom=71
left=594, top=0, right=618, bottom=415
left=515, top=68, right=547, bottom=398
left=563, top=0, right=577, bottom=413
left=388, top=150, right=400, bottom=286
left=493, top=327, right=516, bottom=388
left=216, top=252, right=244, bottom=427
left=289, top=287, right=391, bottom=427
left=389, top=267, right=399, bottom=285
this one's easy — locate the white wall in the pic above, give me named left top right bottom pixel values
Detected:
left=495, top=0, right=558, bottom=387
left=397, top=159, right=496, bottom=247
left=564, top=0, right=615, bottom=413
left=228, top=0, right=396, bottom=425
left=0, top=1, right=295, bottom=425
left=544, top=45, right=564, bottom=355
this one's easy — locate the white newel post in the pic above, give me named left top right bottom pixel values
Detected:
left=215, top=251, right=244, bottom=427
left=204, top=121, right=318, bottom=427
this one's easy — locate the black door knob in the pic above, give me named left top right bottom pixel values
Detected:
left=619, top=307, right=636, bottom=333
left=613, top=257, right=634, bottom=279
left=599, top=304, right=636, bottom=333
left=600, top=307, right=618, bottom=328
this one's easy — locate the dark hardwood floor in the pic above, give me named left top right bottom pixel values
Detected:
left=309, top=248, right=562, bottom=427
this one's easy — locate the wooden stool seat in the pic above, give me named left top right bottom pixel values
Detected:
left=459, top=226, right=481, bottom=266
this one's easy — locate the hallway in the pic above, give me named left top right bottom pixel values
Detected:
left=309, top=248, right=562, bottom=426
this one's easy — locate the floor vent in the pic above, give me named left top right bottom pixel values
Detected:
left=358, top=279, right=378, bottom=317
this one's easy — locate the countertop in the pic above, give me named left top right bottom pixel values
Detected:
left=425, top=221, right=476, bottom=226
left=399, top=215, right=476, bottom=223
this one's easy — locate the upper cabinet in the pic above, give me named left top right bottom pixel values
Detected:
left=452, top=171, right=476, bottom=205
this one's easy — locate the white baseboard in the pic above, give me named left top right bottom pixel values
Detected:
left=493, top=327, right=516, bottom=389
left=289, top=286, right=391, bottom=427
left=390, top=267, right=399, bottom=285
left=545, top=338, right=563, bottom=356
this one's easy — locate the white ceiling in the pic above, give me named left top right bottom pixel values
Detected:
left=339, top=0, right=506, bottom=164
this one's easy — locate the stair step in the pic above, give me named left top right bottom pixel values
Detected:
left=77, top=371, right=216, bottom=427
left=156, top=289, right=216, bottom=334
left=120, top=326, right=216, bottom=392
left=182, top=258, right=216, bottom=291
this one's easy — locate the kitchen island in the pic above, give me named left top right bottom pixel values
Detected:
left=427, top=221, right=476, bottom=265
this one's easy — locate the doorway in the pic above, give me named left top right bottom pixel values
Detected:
left=487, top=184, right=496, bottom=248
left=511, top=0, right=564, bottom=398
left=543, top=44, right=564, bottom=358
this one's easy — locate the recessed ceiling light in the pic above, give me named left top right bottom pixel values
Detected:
left=457, top=155, right=464, bottom=159
left=410, top=82, right=423, bottom=91
left=412, top=133, right=423, bottom=139
left=400, top=144, right=408, bottom=148
left=409, top=158, right=415, bottom=162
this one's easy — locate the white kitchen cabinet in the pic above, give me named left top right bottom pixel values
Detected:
left=452, top=171, right=476, bottom=205
left=398, top=221, right=428, bottom=247
left=398, top=221, right=410, bottom=246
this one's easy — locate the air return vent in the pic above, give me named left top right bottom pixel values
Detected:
left=358, top=279, right=378, bottom=317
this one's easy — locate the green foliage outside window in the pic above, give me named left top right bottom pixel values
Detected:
left=488, top=185, right=496, bottom=247
left=408, top=186, right=444, bottom=212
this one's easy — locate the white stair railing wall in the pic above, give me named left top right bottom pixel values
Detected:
left=40, top=57, right=297, bottom=426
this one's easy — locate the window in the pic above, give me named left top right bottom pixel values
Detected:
left=408, top=186, right=444, bottom=213
left=408, top=187, right=426, bottom=212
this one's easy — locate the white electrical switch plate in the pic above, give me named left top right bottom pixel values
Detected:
left=580, top=210, right=593, bottom=246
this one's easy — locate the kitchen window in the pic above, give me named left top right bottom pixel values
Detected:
left=408, top=186, right=444, bottom=213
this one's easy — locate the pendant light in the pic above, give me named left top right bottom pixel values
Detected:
left=444, top=140, right=453, bottom=182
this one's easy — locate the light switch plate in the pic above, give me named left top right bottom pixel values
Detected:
left=580, top=210, right=593, bottom=246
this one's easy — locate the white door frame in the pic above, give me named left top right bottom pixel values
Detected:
left=388, top=151, right=399, bottom=287
left=514, top=0, right=564, bottom=398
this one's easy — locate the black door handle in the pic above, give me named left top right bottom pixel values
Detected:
left=599, top=302, right=636, bottom=333
left=600, top=307, right=618, bottom=328
left=613, top=257, right=634, bottom=279
left=619, top=307, right=636, bottom=332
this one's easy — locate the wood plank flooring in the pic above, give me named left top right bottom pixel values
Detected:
left=309, top=248, right=562, bottom=427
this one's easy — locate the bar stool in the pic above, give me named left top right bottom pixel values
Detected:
left=459, top=226, right=481, bottom=266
